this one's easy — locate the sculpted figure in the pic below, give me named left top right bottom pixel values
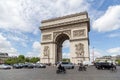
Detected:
left=43, top=46, right=49, bottom=56
left=75, top=43, right=84, bottom=57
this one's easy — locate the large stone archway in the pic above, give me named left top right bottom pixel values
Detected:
left=40, top=12, right=90, bottom=64
left=55, top=33, right=70, bottom=62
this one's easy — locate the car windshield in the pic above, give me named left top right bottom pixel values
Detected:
left=62, top=62, right=69, bottom=64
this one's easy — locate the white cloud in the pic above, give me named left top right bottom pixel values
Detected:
left=107, top=47, right=120, bottom=55
left=0, top=33, right=19, bottom=56
left=21, top=0, right=90, bottom=22
left=94, top=50, right=103, bottom=58
left=0, top=0, right=89, bottom=33
left=32, top=41, right=41, bottom=51
left=26, top=41, right=41, bottom=57
left=0, top=0, right=90, bottom=57
left=0, top=0, right=35, bottom=32
left=2, top=30, right=30, bottom=47
left=0, top=33, right=11, bottom=48
left=108, top=33, right=120, bottom=38
left=0, top=0, right=89, bottom=32
left=90, top=48, right=104, bottom=62
left=92, top=5, right=120, bottom=32
left=63, top=53, right=70, bottom=58
left=62, top=40, right=70, bottom=49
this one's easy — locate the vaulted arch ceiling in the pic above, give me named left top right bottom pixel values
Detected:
left=55, top=33, right=69, bottom=46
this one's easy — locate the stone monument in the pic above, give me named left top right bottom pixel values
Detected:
left=39, top=11, right=90, bottom=64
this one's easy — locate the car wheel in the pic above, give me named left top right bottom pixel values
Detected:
left=72, top=66, right=74, bottom=69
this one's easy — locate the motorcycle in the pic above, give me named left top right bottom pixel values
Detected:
left=78, top=66, right=86, bottom=71
left=56, top=68, right=66, bottom=74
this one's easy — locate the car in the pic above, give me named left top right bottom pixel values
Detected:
left=13, top=63, right=25, bottom=69
left=82, top=61, right=94, bottom=66
left=61, top=62, right=74, bottom=69
left=95, top=62, right=113, bottom=70
left=34, top=63, right=46, bottom=68
left=13, top=64, right=21, bottom=69
left=25, top=63, right=34, bottom=68
left=0, top=64, right=12, bottom=69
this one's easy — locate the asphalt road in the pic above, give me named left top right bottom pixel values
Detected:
left=0, top=66, right=120, bottom=80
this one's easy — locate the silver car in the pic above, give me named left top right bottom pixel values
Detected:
left=61, top=62, right=74, bottom=69
left=0, top=64, right=12, bottom=69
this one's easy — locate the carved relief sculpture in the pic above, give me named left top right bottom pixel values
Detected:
left=42, top=34, right=51, bottom=41
left=75, top=43, right=84, bottom=57
left=73, top=29, right=85, bottom=37
left=43, top=46, right=50, bottom=56
left=53, top=30, right=71, bottom=39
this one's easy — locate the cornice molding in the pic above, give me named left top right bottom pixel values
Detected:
left=70, top=38, right=89, bottom=42
left=41, top=38, right=89, bottom=44
left=71, top=57, right=89, bottom=58
left=40, top=18, right=90, bottom=30
left=41, top=41, right=55, bottom=44
left=41, top=11, right=88, bottom=23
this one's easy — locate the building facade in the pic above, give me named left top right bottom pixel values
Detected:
left=95, top=55, right=120, bottom=62
left=0, top=53, right=9, bottom=64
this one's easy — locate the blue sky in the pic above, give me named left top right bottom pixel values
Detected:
left=0, top=0, right=120, bottom=59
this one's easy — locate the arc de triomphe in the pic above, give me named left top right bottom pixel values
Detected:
left=39, top=12, right=90, bottom=64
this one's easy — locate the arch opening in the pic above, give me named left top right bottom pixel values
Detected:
left=55, top=34, right=70, bottom=62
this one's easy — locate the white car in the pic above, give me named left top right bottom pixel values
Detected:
left=83, top=61, right=93, bottom=66
left=0, top=64, right=12, bottom=69
left=61, top=62, right=74, bottom=69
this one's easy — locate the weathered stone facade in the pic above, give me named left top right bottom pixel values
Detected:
left=40, top=11, right=90, bottom=64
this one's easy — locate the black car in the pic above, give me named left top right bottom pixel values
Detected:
left=26, top=63, right=34, bottom=68
left=95, top=62, right=113, bottom=70
left=13, top=64, right=23, bottom=69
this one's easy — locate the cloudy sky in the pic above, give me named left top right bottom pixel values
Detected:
left=0, top=0, right=120, bottom=60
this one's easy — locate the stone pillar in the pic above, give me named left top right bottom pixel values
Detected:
left=56, top=44, right=62, bottom=62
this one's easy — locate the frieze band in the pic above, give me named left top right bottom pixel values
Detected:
left=73, top=29, right=85, bottom=37
left=53, top=30, right=71, bottom=39
left=42, top=34, right=52, bottom=41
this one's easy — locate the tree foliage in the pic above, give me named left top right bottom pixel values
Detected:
left=17, top=55, right=25, bottom=63
left=29, top=57, right=40, bottom=63
left=5, top=58, right=18, bottom=65
left=116, top=59, right=120, bottom=65
left=4, top=55, right=40, bottom=65
left=62, top=58, right=70, bottom=62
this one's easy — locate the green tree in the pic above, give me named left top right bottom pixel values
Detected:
left=25, top=57, right=30, bottom=62
left=5, top=55, right=40, bottom=64
left=62, top=58, right=70, bottom=62
left=18, top=55, right=25, bottom=60
left=5, top=58, right=18, bottom=65
left=17, top=55, right=25, bottom=63
left=29, top=57, right=40, bottom=63
left=105, top=60, right=107, bottom=63
left=116, top=59, right=120, bottom=65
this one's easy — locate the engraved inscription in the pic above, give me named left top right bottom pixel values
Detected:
left=42, top=34, right=51, bottom=40
left=75, top=43, right=84, bottom=57
left=73, top=29, right=85, bottom=37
